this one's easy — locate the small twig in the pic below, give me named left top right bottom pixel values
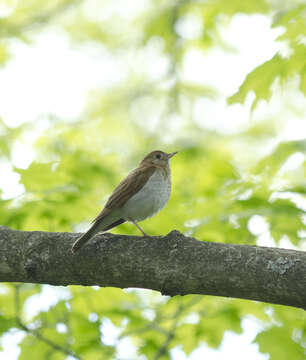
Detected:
left=154, top=330, right=176, bottom=360
left=14, top=285, right=81, bottom=360
left=153, top=305, right=182, bottom=360
left=154, top=296, right=203, bottom=359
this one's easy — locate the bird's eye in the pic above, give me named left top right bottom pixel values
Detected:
left=156, top=154, right=161, bottom=159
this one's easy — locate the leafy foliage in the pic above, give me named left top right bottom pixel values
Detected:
left=0, top=0, right=305, bottom=359
left=229, top=4, right=306, bottom=108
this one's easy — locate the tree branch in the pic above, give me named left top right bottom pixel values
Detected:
left=1, top=226, right=305, bottom=310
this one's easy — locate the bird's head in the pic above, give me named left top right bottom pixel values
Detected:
left=140, top=150, right=178, bottom=168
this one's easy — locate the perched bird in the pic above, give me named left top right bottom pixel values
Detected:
left=71, top=150, right=178, bottom=253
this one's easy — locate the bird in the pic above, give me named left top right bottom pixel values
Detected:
left=71, top=150, right=178, bottom=253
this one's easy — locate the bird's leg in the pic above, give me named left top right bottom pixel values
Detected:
left=128, top=218, right=148, bottom=237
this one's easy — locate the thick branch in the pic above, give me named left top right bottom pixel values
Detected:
left=0, top=226, right=305, bottom=310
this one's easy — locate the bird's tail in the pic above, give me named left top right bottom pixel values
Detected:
left=71, top=217, right=126, bottom=253
left=71, top=222, right=101, bottom=253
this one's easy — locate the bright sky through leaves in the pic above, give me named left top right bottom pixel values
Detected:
left=0, top=0, right=305, bottom=359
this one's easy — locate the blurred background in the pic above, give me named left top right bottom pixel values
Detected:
left=0, top=0, right=305, bottom=359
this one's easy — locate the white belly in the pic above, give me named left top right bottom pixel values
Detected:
left=121, top=169, right=171, bottom=222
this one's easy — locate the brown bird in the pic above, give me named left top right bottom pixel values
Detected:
left=71, top=150, right=178, bottom=253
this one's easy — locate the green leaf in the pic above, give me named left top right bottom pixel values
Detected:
left=274, top=5, right=306, bottom=46
left=255, top=326, right=306, bottom=360
left=19, top=331, right=67, bottom=360
left=228, top=54, right=287, bottom=109
left=229, top=45, right=306, bottom=108
left=15, top=162, right=67, bottom=193
left=70, top=313, right=101, bottom=354
left=0, top=42, right=10, bottom=66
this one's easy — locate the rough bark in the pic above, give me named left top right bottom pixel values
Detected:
left=0, top=226, right=305, bottom=310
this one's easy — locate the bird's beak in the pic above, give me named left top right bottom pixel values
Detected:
left=167, top=151, right=178, bottom=159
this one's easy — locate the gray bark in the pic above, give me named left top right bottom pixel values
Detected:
left=0, top=226, right=305, bottom=310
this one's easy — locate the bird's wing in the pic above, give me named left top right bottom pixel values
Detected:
left=93, top=165, right=156, bottom=223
